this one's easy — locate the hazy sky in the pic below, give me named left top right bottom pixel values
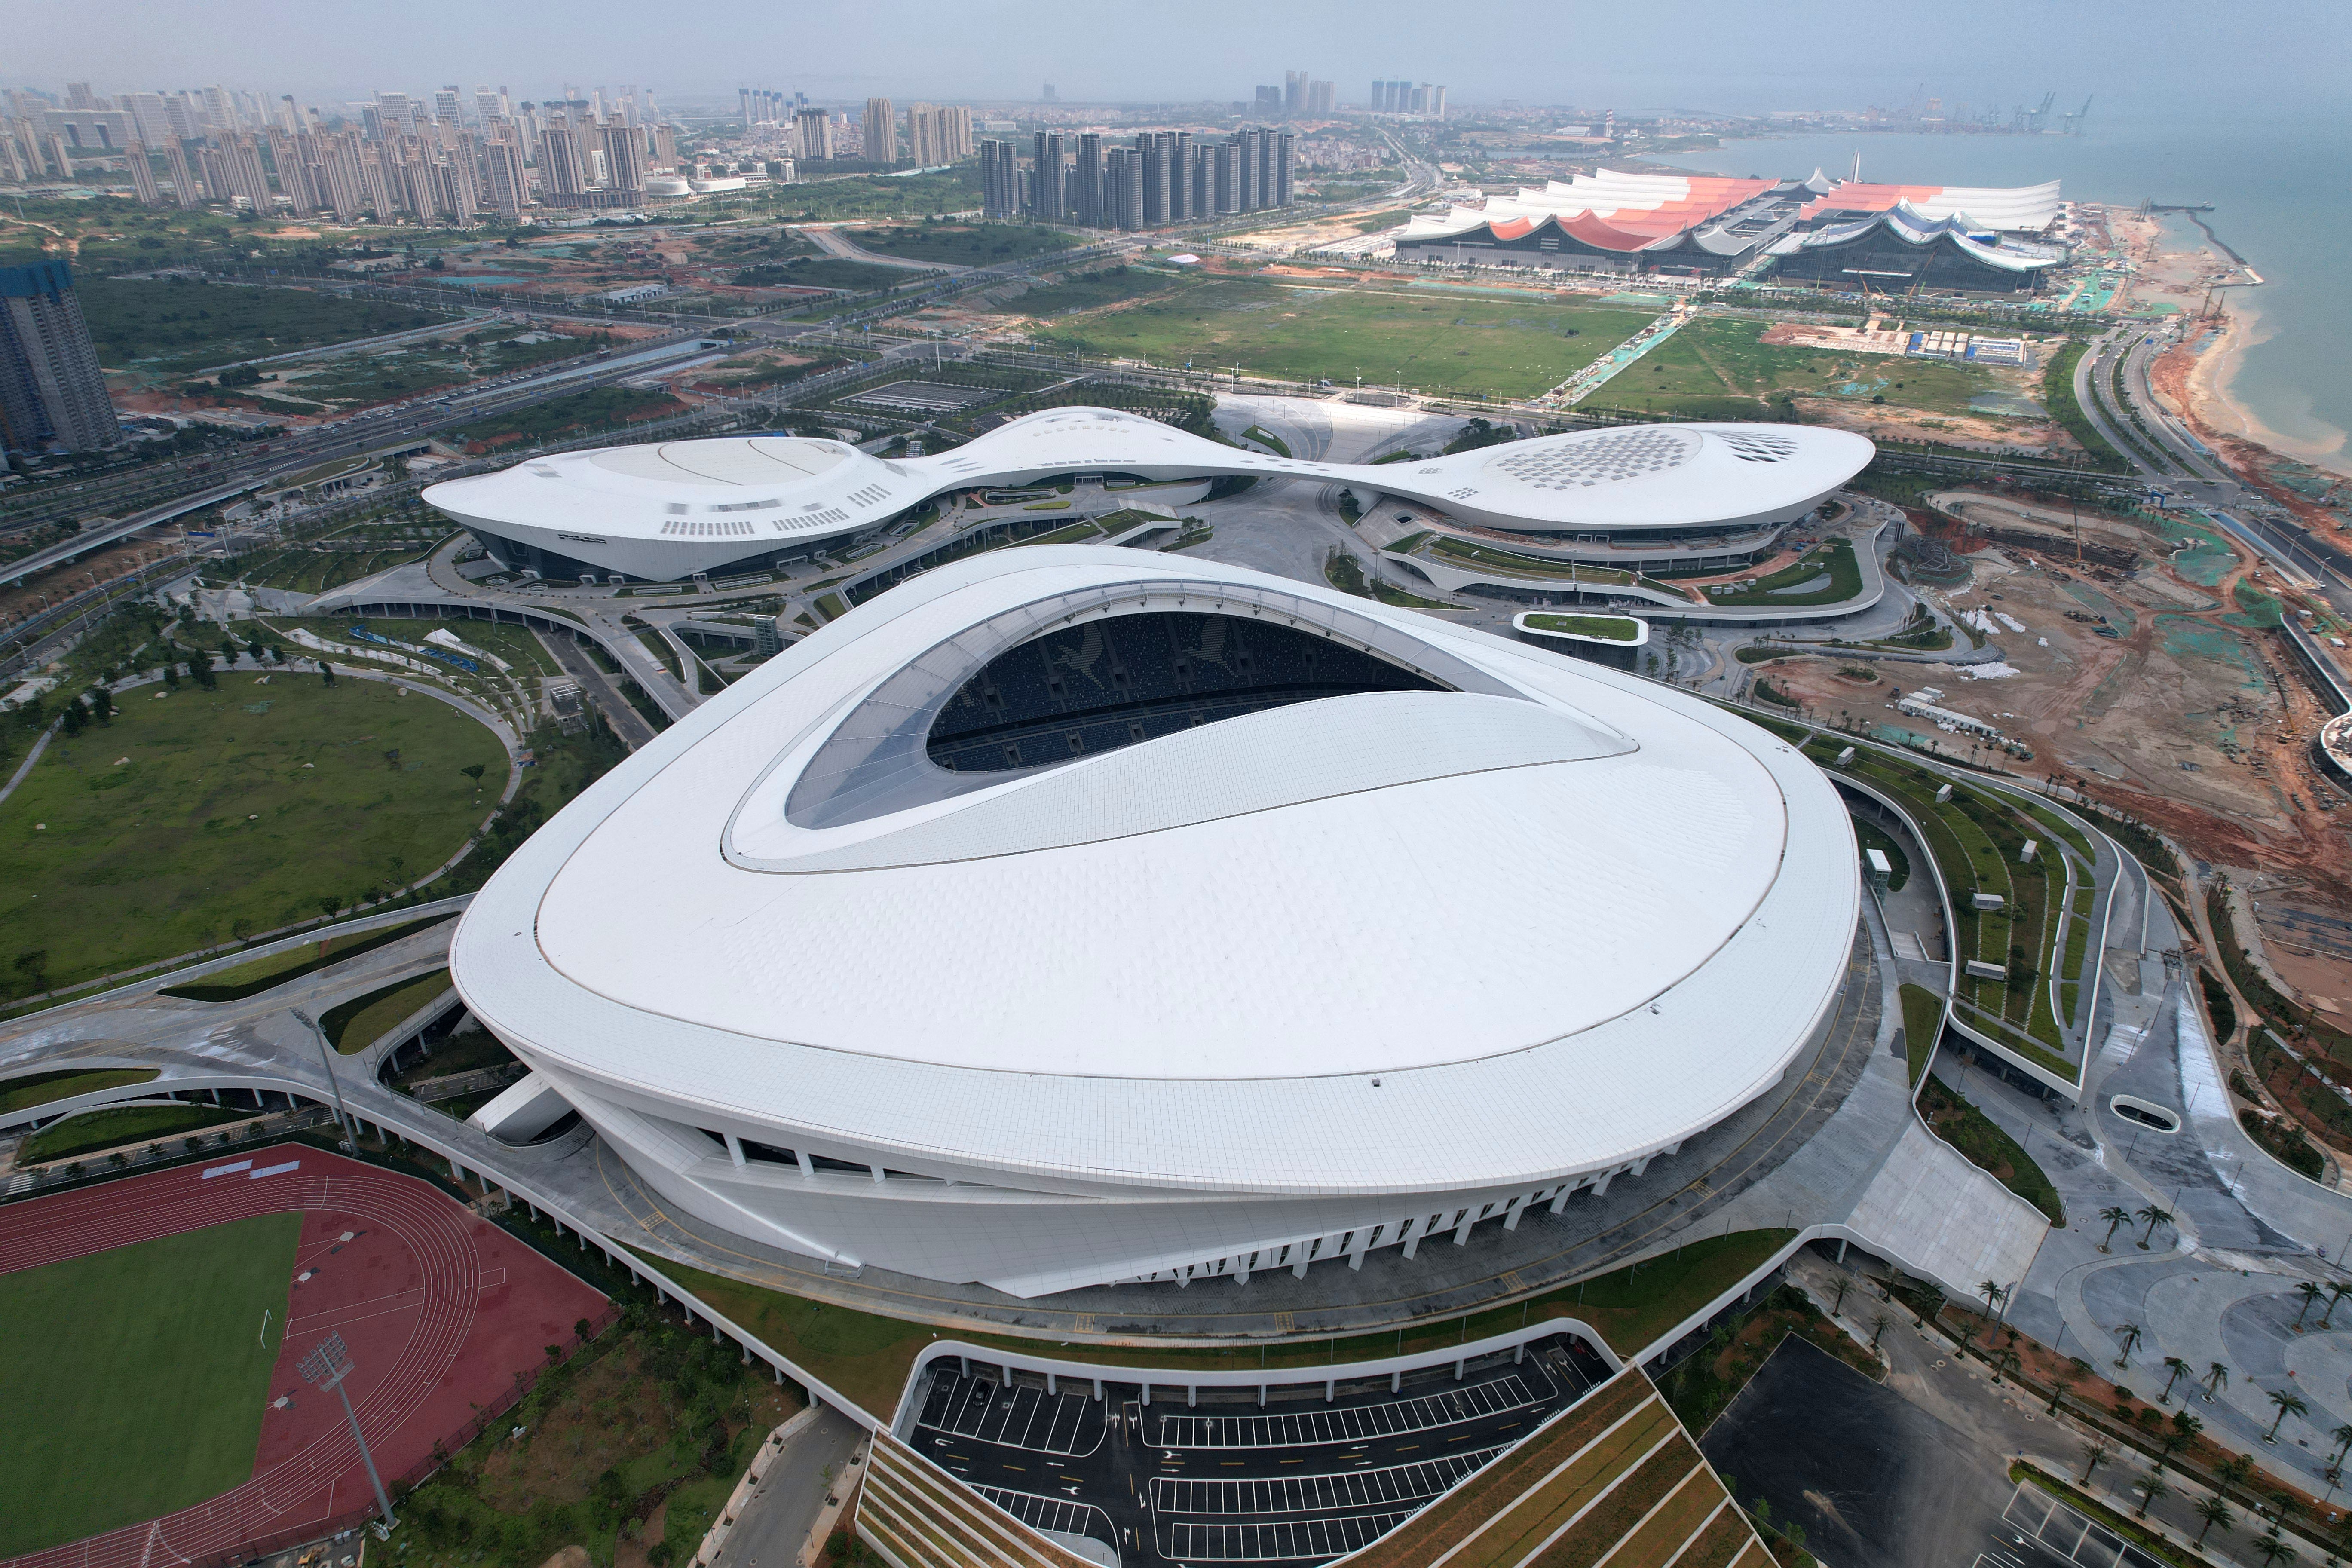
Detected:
left=12, top=0, right=2346, bottom=117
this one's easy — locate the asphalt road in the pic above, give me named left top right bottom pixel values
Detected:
left=533, top=625, right=658, bottom=750
left=710, top=1405, right=867, bottom=1568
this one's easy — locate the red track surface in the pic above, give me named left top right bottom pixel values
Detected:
left=0, top=1145, right=606, bottom=1568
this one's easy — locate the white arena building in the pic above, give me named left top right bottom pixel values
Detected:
left=422, top=407, right=1873, bottom=584
left=450, top=546, right=1861, bottom=1298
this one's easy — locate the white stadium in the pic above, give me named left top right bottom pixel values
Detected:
left=422, top=406, right=1874, bottom=584
left=450, top=546, right=1861, bottom=1298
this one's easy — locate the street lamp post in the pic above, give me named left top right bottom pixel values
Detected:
left=300, top=1332, right=397, bottom=1532
left=291, top=1007, right=357, bottom=1150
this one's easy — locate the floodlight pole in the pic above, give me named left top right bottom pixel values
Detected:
left=291, top=1007, right=357, bottom=1150
left=301, top=1334, right=396, bottom=1530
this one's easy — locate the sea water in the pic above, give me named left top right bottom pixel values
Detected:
left=1658, top=110, right=2352, bottom=475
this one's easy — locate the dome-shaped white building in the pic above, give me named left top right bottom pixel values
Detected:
left=423, top=409, right=1872, bottom=584
left=450, top=547, right=1859, bottom=1298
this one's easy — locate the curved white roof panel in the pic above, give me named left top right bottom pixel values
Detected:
left=452, top=547, right=1859, bottom=1205
left=423, top=410, right=1873, bottom=579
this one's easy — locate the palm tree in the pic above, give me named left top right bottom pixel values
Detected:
left=2099, top=1205, right=2133, bottom=1252
left=2160, top=1356, right=2192, bottom=1403
left=2216, top=1454, right=2257, bottom=1500
left=2326, top=1283, right=2352, bottom=1329
left=2193, top=1496, right=2235, bottom=1547
left=2137, top=1204, right=2174, bottom=1249
left=2159, top=1411, right=2203, bottom=1471
left=2115, top=1322, right=2145, bottom=1369
left=2296, top=1281, right=2328, bottom=1328
left=2332, top=1423, right=2352, bottom=1467
left=2253, top=1529, right=2298, bottom=1567
left=2079, top=1437, right=2112, bottom=1485
left=2206, top=1362, right=2233, bottom=1403
left=1980, top=1278, right=2006, bottom=1317
left=2267, top=1388, right=2311, bottom=1444
left=1870, top=1311, right=1893, bottom=1351
left=2132, top=1470, right=2169, bottom=1518
left=2048, top=1363, right=2079, bottom=1415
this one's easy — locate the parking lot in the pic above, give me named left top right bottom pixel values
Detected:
left=912, top=1333, right=1613, bottom=1564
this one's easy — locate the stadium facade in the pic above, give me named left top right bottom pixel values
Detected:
left=1394, top=168, right=2065, bottom=289
left=423, top=409, right=1871, bottom=582
left=450, top=548, right=1862, bottom=1298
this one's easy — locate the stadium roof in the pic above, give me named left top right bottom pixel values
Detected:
left=1767, top=204, right=2067, bottom=273
left=425, top=412, right=1873, bottom=575
left=451, top=547, right=1858, bottom=1197
left=1798, top=176, right=2062, bottom=232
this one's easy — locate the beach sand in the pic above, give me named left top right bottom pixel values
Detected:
left=2171, top=254, right=2352, bottom=480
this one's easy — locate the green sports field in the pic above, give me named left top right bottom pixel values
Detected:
left=1594, top=316, right=2002, bottom=418
left=0, top=1213, right=301, bottom=1556
left=1029, top=280, right=1655, bottom=399
left=0, top=672, right=504, bottom=996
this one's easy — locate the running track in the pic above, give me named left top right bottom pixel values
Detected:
left=0, top=1146, right=605, bottom=1568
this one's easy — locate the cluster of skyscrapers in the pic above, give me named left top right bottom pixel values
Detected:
left=1369, top=80, right=1447, bottom=116
left=733, top=91, right=972, bottom=167
left=1, top=81, right=684, bottom=224
left=980, top=128, right=1294, bottom=228
left=1251, top=72, right=1337, bottom=117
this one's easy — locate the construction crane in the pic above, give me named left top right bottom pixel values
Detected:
left=2026, top=92, right=2056, bottom=133
left=2060, top=95, right=2093, bottom=135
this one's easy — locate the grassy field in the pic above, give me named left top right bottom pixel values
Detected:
left=162, top=913, right=456, bottom=1002
left=80, top=277, right=456, bottom=376
left=755, top=167, right=981, bottom=220
left=0, top=676, right=504, bottom=997
left=1900, top=983, right=1945, bottom=1087
left=849, top=223, right=1077, bottom=266
left=1523, top=612, right=1642, bottom=642
left=1703, top=536, right=1864, bottom=606
left=323, top=968, right=452, bottom=1053
left=0, top=1213, right=300, bottom=1556
left=21, top=1103, right=250, bottom=1163
left=0, top=1067, right=158, bottom=1113
left=732, top=257, right=912, bottom=291
left=1032, top=280, right=1654, bottom=399
left=447, top=386, right=684, bottom=452
left=1597, top=317, right=2000, bottom=419
left=1010, top=265, right=1180, bottom=318
left=1919, top=1072, right=2064, bottom=1224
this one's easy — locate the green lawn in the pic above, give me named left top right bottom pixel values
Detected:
left=161, top=913, right=456, bottom=1002
left=1899, top=983, right=1945, bottom=1087
left=1522, top=613, right=1642, bottom=643
left=1601, top=316, right=2001, bottom=419
left=733, top=257, right=913, bottom=292
left=1702, top=537, right=1864, bottom=608
left=22, top=1103, right=250, bottom=1163
left=0, top=675, right=504, bottom=996
left=322, top=968, right=452, bottom=1054
left=1012, top=265, right=1180, bottom=318
left=0, top=1213, right=301, bottom=1556
left=80, top=277, right=457, bottom=376
left=848, top=223, right=1077, bottom=266
left=1032, top=282, right=1654, bottom=400
left=633, top=1227, right=1799, bottom=1423
left=761, top=168, right=982, bottom=221
left=0, top=1067, right=159, bottom=1114
left=1919, top=1073, right=2064, bottom=1225
left=447, top=386, right=684, bottom=451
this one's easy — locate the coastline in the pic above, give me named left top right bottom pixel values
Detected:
left=2172, top=286, right=2352, bottom=482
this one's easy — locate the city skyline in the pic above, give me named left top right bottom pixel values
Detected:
left=4, top=0, right=2344, bottom=117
